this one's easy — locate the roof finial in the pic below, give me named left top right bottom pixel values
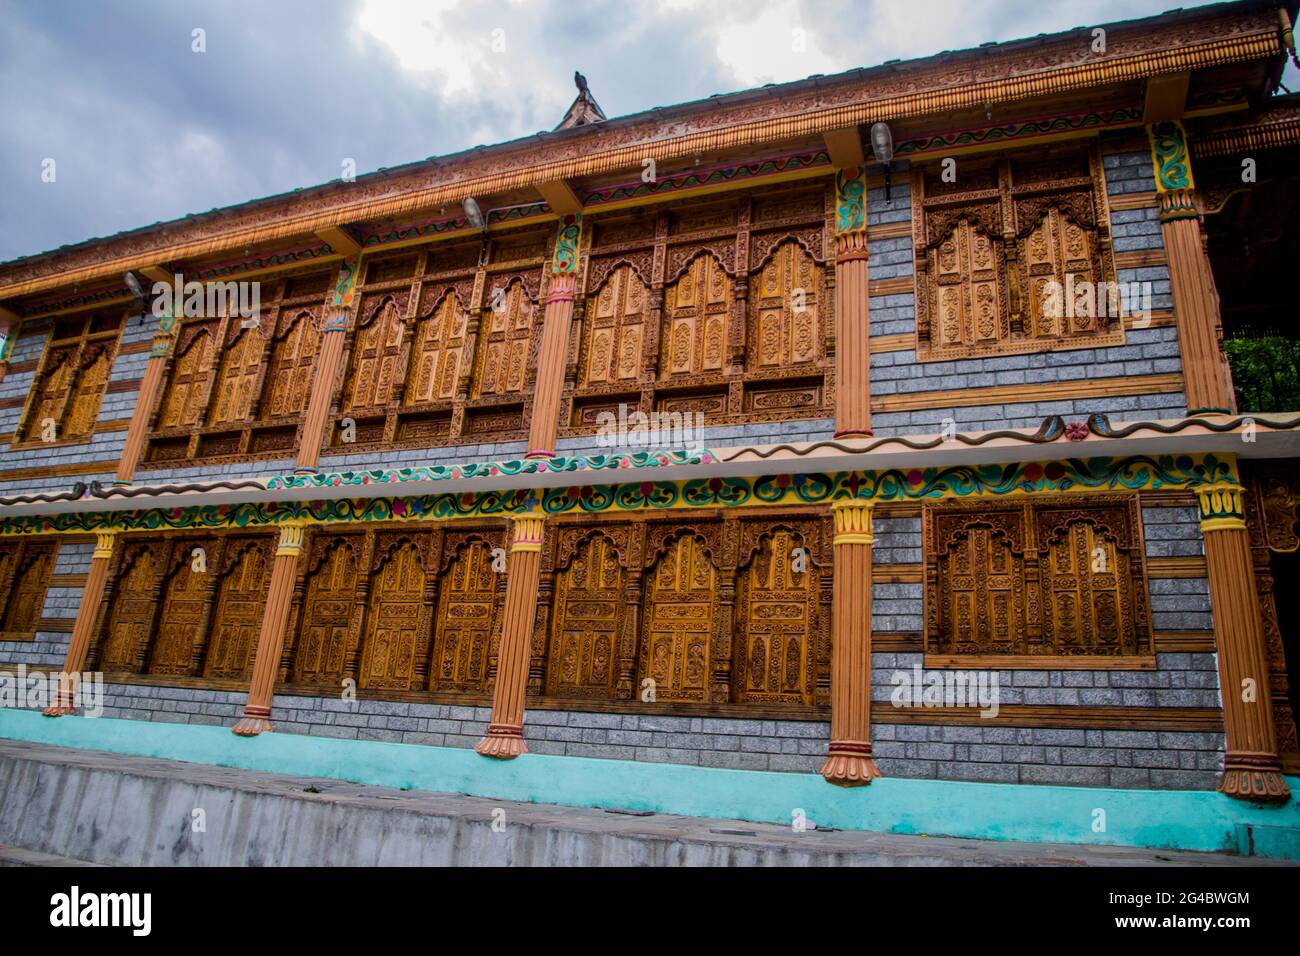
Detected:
left=557, top=71, right=605, bottom=130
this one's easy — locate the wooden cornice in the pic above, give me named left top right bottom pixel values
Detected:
left=0, top=6, right=1282, bottom=303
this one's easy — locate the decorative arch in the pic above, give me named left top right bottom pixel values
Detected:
left=147, top=544, right=212, bottom=675
left=158, top=327, right=216, bottom=429
left=209, top=326, right=262, bottom=425
left=62, top=344, right=114, bottom=440
left=291, top=535, right=362, bottom=686
left=547, top=531, right=625, bottom=698
left=19, top=348, right=75, bottom=442
left=405, top=288, right=468, bottom=406
left=96, top=545, right=159, bottom=673
left=734, top=527, right=818, bottom=704
left=661, top=250, right=731, bottom=378
left=473, top=277, right=534, bottom=398
left=429, top=535, right=501, bottom=693
left=747, top=238, right=822, bottom=371
left=580, top=264, right=647, bottom=387
left=638, top=530, right=717, bottom=702
left=203, top=538, right=273, bottom=679
left=0, top=543, right=55, bottom=634
left=358, top=537, right=428, bottom=690
left=261, top=310, right=320, bottom=419
left=344, top=295, right=406, bottom=412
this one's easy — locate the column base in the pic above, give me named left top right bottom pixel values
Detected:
left=820, top=741, right=882, bottom=786
left=292, top=466, right=320, bottom=476
left=1187, top=407, right=1234, bottom=417
left=523, top=450, right=554, bottom=460
left=42, top=705, right=75, bottom=717
left=832, top=429, right=874, bottom=440
left=1219, top=752, right=1291, bottom=804
left=476, top=723, right=528, bottom=759
left=232, top=707, right=273, bottom=737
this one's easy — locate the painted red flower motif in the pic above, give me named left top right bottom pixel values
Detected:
left=640, top=482, right=654, bottom=495
left=1065, top=420, right=1089, bottom=442
left=906, top=469, right=923, bottom=485
left=392, top=500, right=406, bottom=516
left=1024, top=463, right=1044, bottom=483
left=708, top=478, right=723, bottom=492
left=1044, top=462, right=1067, bottom=482
left=776, top=474, right=792, bottom=488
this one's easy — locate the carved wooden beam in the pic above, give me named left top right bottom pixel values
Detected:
left=314, top=225, right=362, bottom=258
left=138, top=265, right=175, bottom=286
left=1143, top=72, right=1190, bottom=124
left=535, top=179, right=583, bottom=216
left=823, top=126, right=866, bottom=169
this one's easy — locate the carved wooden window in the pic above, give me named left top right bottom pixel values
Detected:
left=209, top=327, right=262, bottom=425
left=202, top=539, right=272, bottom=679
left=924, top=497, right=1151, bottom=656
left=430, top=537, right=500, bottom=693
left=662, top=253, right=730, bottom=378
left=547, top=533, right=624, bottom=698
left=581, top=265, right=646, bottom=386
left=260, top=311, right=320, bottom=419
left=748, top=241, right=820, bottom=371
left=473, top=279, right=534, bottom=398
left=148, top=543, right=214, bottom=676
left=16, top=309, right=122, bottom=445
left=291, top=536, right=362, bottom=686
left=639, top=534, right=716, bottom=702
left=344, top=296, right=406, bottom=413
left=0, top=540, right=56, bottom=636
left=405, top=291, right=467, bottom=406
left=912, top=149, right=1121, bottom=361
left=734, top=529, right=815, bottom=704
left=157, top=328, right=216, bottom=428
left=358, top=538, right=429, bottom=691
left=97, top=543, right=159, bottom=673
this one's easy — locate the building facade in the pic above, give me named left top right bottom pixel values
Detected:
left=1, top=0, right=1299, bottom=804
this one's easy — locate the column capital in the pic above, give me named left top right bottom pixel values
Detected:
left=834, top=166, right=868, bottom=235
left=831, top=499, right=875, bottom=545
left=275, top=520, right=308, bottom=556
left=93, top=530, right=119, bottom=559
left=510, top=513, right=545, bottom=552
left=550, top=213, right=583, bottom=275
left=1148, top=120, right=1196, bottom=192
left=1196, top=482, right=1247, bottom=533
left=835, top=230, right=869, bottom=262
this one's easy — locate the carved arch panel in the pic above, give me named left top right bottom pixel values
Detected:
left=261, top=311, right=320, bottom=419
left=358, top=538, right=429, bottom=690
left=292, top=536, right=363, bottom=686
left=147, top=546, right=213, bottom=676
left=748, top=241, right=821, bottom=371
left=97, top=544, right=159, bottom=673
left=429, top=537, right=501, bottom=693
left=0, top=542, right=56, bottom=634
left=203, top=538, right=273, bottom=679
left=473, top=279, right=534, bottom=398
left=547, top=533, right=625, bottom=698
left=661, top=253, right=730, bottom=378
left=734, top=527, right=818, bottom=704
left=581, top=265, right=647, bottom=386
left=405, top=291, right=468, bottom=406
left=638, top=532, right=717, bottom=702
left=209, top=327, right=262, bottom=425
left=344, top=296, right=407, bottom=413
left=158, top=328, right=216, bottom=429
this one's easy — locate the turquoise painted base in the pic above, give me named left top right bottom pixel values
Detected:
left=3, top=709, right=1298, bottom=858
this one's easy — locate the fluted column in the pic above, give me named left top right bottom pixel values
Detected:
left=233, top=521, right=307, bottom=736
left=821, top=500, right=882, bottom=785
left=476, top=512, right=545, bottom=758
left=833, top=167, right=872, bottom=437
left=1148, top=122, right=1234, bottom=416
left=114, top=308, right=177, bottom=485
left=295, top=257, right=361, bottom=473
left=44, top=530, right=117, bottom=716
left=1196, top=479, right=1290, bottom=802
left=527, top=215, right=582, bottom=458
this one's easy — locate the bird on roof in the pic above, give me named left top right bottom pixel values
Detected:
left=575, top=71, right=589, bottom=95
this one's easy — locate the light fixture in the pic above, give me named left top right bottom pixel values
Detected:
left=462, top=197, right=485, bottom=230
left=870, top=121, right=895, bottom=203
left=123, top=271, right=144, bottom=300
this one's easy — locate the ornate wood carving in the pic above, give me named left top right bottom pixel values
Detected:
left=291, top=534, right=363, bottom=686
left=638, top=531, right=717, bottom=702
left=580, top=265, right=646, bottom=387
left=209, top=327, right=262, bottom=425
left=357, top=535, right=431, bottom=690
left=261, top=310, right=320, bottom=418
left=344, top=295, right=407, bottom=412
left=924, top=496, right=1151, bottom=656
left=661, top=252, right=730, bottom=378
left=15, top=308, right=123, bottom=445
left=748, top=239, right=821, bottom=371
left=472, top=279, right=534, bottom=398
left=405, top=290, right=468, bottom=405
left=912, top=148, right=1122, bottom=361
left=157, top=327, right=216, bottom=428
left=547, top=531, right=625, bottom=698
left=429, top=536, right=501, bottom=693
left=734, top=526, right=819, bottom=704
left=0, top=540, right=56, bottom=635
left=96, top=542, right=158, bottom=673
left=148, top=542, right=215, bottom=676
left=203, top=537, right=273, bottom=679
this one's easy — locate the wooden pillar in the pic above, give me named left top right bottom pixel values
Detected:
left=232, top=521, right=306, bottom=736
left=114, top=309, right=177, bottom=485
left=1197, top=479, right=1290, bottom=802
left=833, top=167, right=872, bottom=438
left=44, top=531, right=117, bottom=716
left=820, top=500, right=882, bottom=785
left=1148, top=122, right=1234, bottom=416
left=295, top=257, right=361, bottom=473
left=476, top=512, right=545, bottom=758
left=526, top=215, right=582, bottom=458
left=0, top=318, right=13, bottom=385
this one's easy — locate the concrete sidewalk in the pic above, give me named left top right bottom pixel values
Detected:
left=0, top=739, right=1291, bottom=866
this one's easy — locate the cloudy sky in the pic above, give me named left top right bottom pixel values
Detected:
left=0, top=0, right=1278, bottom=263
